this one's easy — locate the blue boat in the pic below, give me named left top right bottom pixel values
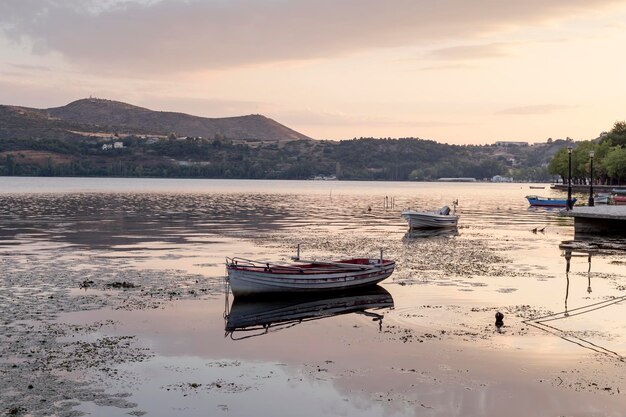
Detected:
left=526, top=195, right=576, bottom=208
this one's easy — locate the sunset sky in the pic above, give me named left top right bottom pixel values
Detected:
left=1, top=0, right=625, bottom=144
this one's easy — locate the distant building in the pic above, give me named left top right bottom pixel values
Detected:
left=492, top=175, right=513, bottom=183
left=437, top=177, right=476, bottom=182
left=495, top=141, right=529, bottom=147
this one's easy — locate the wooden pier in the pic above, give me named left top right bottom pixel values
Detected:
left=561, top=206, right=626, bottom=236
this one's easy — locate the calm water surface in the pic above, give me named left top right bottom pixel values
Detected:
left=2, top=177, right=626, bottom=416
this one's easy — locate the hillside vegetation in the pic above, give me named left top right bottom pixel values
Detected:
left=548, top=121, right=626, bottom=185
left=0, top=98, right=574, bottom=180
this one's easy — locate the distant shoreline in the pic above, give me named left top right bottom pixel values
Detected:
left=549, top=184, right=623, bottom=192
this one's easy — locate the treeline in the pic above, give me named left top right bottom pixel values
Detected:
left=548, top=121, right=626, bottom=185
left=0, top=134, right=555, bottom=181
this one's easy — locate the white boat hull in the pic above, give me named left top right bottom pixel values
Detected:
left=227, top=261, right=396, bottom=297
left=401, top=210, right=459, bottom=229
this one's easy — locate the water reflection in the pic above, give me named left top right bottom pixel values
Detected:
left=0, top=180, right=579, bottom=254
left=403, top=227, right=458, bottom=239
left=560, top=244, right=596, bottom=316
left=0, top=193, right=293, bottom=251
left=523, top=241, right=626, bottom=361
left=224, top=285, right=394, bottom=340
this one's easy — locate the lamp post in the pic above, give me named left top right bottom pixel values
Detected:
left=588, top=150, right=595, bottom=207
left=567, top=146, right=573, bottom=210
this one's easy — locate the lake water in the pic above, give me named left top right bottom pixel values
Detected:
left=2, top=177, right=626, bottom=416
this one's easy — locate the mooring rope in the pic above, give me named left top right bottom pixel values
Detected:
left=527, top=294, right=626, bottom=324
left=522, top=294, right=626, bottom=362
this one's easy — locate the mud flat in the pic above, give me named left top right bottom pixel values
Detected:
left=0, top=254, right=224, bottom=416
left=3, top=233, right=626, bottom=417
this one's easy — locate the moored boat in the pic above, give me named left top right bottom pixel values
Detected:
left=594, top=193, right=611, bottom=204
left=613, top=195, right=626, bottom=205
left=526, top=195, right=576, bottom=208
left=612, top=189, right=626, bottom=205
left=401, top=205, right=459, bottom=229
left=225, top=256, right=396, bottom=297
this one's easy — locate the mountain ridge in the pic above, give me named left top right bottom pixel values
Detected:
left=8, top=97, right=312, bottom=142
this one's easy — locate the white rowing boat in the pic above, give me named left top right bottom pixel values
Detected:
left=225, top=256, right=396, bottom=297
left=401, top=205, right=459, bottom=229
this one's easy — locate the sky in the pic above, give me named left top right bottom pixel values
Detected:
left=0, top=0, right=625, bottom=145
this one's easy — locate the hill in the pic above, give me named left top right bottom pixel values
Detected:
left=41, top=98, right=311, bottom=141
left=0, top=98, right=575, bottom=181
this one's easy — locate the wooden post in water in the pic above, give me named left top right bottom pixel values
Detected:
left=291, top=243, right=301, bottom=261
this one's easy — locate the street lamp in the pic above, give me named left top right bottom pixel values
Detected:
left=588, top=150, right=595, bottom=207
left=567, top=146, right=573, bottom=210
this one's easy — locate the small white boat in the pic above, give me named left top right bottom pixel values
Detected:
left=401, top=205, right=459, bottom=229
left=594, top=193, right=611, bottom=204
left=225, top=256, right=396, bottom=297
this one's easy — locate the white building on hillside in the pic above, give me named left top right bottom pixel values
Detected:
left=495, top=141, right=528, bottom=147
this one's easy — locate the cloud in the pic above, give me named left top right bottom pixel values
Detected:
left=0, top=79, right=80, bottom=107
left=426, top=43, right=515, bottom=61
left=496, top=104, right=578, bottom=115
left=418, top=64, right=478, bottom=71
left=278, top=108, right=466, bottom=129
left=9, top=63, right=52, bottom=71
left=0, top=0, right=622, bottom=74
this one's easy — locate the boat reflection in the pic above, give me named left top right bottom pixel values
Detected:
left=224, top=285, right=394, bottom=340
left=526, top=206, right=563, bottom=213
left=403, top=227, right=458, bottom=240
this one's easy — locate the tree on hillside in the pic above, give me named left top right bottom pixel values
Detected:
left=571, top=141, right=596, bottom=184
left=612, top=121, right=626, bottom=135
left=548, top=119, right=626, bottom=185
left=592, top=140, right=612, bottom=183
left=602, top=121, right=626, bottom=147
left=548, top=147, right=569, bottom=183
left=603, top=147, right=626, bottom=184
